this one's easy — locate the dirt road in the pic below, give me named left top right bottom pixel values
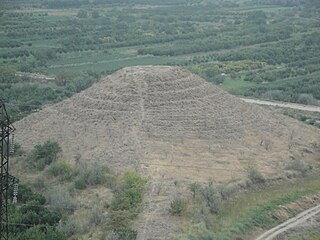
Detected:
left=255, top=204, right=320, bottom=240
left=241, top=98, right=320, bottom=113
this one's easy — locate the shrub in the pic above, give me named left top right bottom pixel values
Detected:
left=169, top=198, right=187, bottom=216
left=58, top=217, right=88, bottom=237
left=286, top=158, right=309, bottom=176
left=188, top=182, right=200, bottom=199
left=45, top=187, right=76, bottom=214
left=107, top=210, right=132, bottom=230
left=297, top=93, right=317, bottom=105
left=32, top=174, right=46, bottom=191
left=107, top=171, right=147, bottom=238
left=104, top=229, right=137, bottom=240
left=73, top=164, right=112, bottom=189
left=262, top=90, right=283, bottom=101
left=48, top=160, right=75, bottom=181
left=200, top=182, right=222, bottom=214
left=74, top=176, right=87, bottom=190
left=121, top=171, right=147, bottom=193
left=89, top=207, right=106, bottom=226
left=87, top=164, right=107, bottom=185
left=32, top=140, right=61, bottom=170
left=247, top=167, right=265, bottom=184
left=8, top=185, right=65, bottom=239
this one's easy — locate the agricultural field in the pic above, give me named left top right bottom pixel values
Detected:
left=0, top=0, right=319, bottom=121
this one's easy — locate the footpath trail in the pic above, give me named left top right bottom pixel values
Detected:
left=241, top=98, right=320, bottom=113
left=255, top=204, right=320, bottom=240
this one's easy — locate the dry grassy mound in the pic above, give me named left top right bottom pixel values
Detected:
left=15, top=66, right=320, bottom=239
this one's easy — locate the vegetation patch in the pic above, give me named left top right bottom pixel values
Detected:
left=31, top=140, right=61, bottom=170
left=1, top=0, right=320, bottom=123
left=176, top=174, right=320, bottom=240
left=104, top=171, right=147, bottom=239
left=8, top=185, right=66, bottom=240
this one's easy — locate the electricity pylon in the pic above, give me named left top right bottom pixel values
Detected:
left=0, top=100, right=18, bottom=240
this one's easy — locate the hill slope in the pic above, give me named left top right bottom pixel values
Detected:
left=15, top=66, right=320, bottom=239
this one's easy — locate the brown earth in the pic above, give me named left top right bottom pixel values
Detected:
left=14, top=66, right=320, bottom=239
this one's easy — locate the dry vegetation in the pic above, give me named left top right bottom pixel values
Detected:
left=14, top=66, right=320, bottom=239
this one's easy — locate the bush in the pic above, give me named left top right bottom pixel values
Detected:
left=32, top=174, right=46, bottom=191
left=58, top=217, right=88, bottom=237
left=87, top=164, right=107, bottom=185
left=169, top=198, right=187, bottom=216
left=73, top=164, right=112, bottom=189
left=45, top=187, right=76, bottom=214
left=297, top=93, right=318, bottom=105
left=48, top=160, right=75, bottom=181
left=262, top=90, right=283, bottom=101
left=32, top=140, right=61, bottom=170
left=8, top=185, right=65, bottom=239
left=247, top=167, right=265, bottom=184
left=74, top=176, right=87, bottom=190
left=286, top=158, right=309, bottom=176
left=104, top=229, right=137, bottom=240
left=89, top=207, right=106, bottom=226
left=200, top=182, right=222, bottom=214
left=188, top=182, right=200, bottom=199
left=107, top=210, right=132, bottom=230
left=107, top=171, right=147, bottom=238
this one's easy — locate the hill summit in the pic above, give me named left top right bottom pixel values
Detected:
left=15, top=66, right=319, bottom=239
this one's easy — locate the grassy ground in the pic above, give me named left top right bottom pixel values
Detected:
left=177, top=173, right=320, bottom=240
left=285, top=229, right=320, bottom=240
left=215, top=174, right=320, bottom=239
left=220, top=76, right=257, bottom=94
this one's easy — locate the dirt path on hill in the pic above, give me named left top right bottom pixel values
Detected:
left=255, top=204, right=320, bottom=240
left=241, top=98, right=320, bottom=113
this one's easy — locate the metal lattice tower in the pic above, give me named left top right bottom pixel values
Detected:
left=0, top=100, right=16, bottom=240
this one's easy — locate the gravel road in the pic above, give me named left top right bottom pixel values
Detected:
left=241, top=98, right=320, bottom=113
left=255, top=204, right=320, bottom=240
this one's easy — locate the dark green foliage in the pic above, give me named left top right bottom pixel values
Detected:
left=15, top=185, right=46, bottom=204
left=74, top=177, right=87, bottom=189
left=32, top=140, right=61, bottom=170
left=8, top=184, right=66, bottom=240
left=1, top=72, right=99, bottom=122
left=73, top=164, right=113, bottom=189
left=106, top=171, right=147, bottom=239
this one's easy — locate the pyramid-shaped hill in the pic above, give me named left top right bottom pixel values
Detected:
left=14, top=66, right=320, bottom=239
left=15, top=65, right=319, bottom=177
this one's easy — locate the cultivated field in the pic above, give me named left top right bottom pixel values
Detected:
left=1, top=0, right=319, bottom=122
